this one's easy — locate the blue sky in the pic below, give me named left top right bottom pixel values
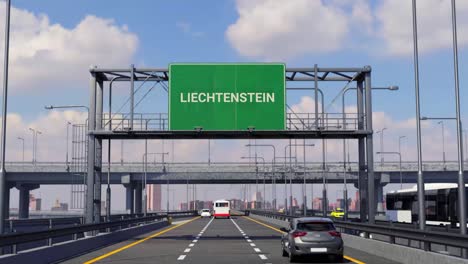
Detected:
left=6, top=0, right=467, bottom=122
left=3, top=0, right=468, bottom=210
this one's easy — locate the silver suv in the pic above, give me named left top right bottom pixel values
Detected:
left=280, top=217, right=343, bottom=262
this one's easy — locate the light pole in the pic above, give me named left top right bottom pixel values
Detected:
left=342, top=86, right=398, bottom=220
left=0, top=0, right=11, bottom=234
left=35, top=131, right=42, bottom=163
left=17, top=137, right=24, bottom=164
left=28, top=128, right=35, bottom=164
left=241, top=156, right=266, bottom=209
left=412, top=0, right=426, bottom=232
left=284, top=144, right=314, bottom=215
left=66, top=121, right=71, bottom=172
left=245, top=144, right=276, bottom=210
left=450, top=0, right=466, bottom=241
left=437, top=121, right=447, bottom=169
left=377, top=152, right=403, bottom=189
left=375, top=127, right=387, bottom=167
left=28, top=128, right=41, bottom=165
left=421, top=117, right=456, bottom=169
left=274, top=156, right=296, bottom=212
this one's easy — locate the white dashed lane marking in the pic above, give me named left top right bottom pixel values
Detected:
left=230, top=218, right=269, bottom=261
left=177, top=217, right=214, bottom=261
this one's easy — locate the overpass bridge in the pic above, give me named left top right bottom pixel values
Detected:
left=4, top=160, right=467, bottom=221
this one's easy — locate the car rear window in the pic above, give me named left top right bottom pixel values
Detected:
left=215, top=202, right=229, bottom=207
left=202, top=209, right=210, bottom=212
left=296, top=222, right=335, bottom=231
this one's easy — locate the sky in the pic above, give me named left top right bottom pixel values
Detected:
left=1, top=0, right=468, bottom=211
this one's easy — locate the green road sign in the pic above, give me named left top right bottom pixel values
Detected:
left=169, top=63, right=285, bottom=131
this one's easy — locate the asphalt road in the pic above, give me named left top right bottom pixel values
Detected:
left=63, top=216, right=401, bottom=264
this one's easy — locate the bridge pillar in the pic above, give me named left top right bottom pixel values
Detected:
left=16, top=184, right=40, bottom=219
left=124, top=183, right=135, bottom=214
left=376, top=173, right=390, bottom=212
left=3, top=183, right=13, bottom=219
left=135, top=183, right=142, bottom=214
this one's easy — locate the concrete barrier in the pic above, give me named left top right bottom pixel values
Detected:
left=249, top=213, right=468, bottom=264
left=0, top=220, right=170, bottom=264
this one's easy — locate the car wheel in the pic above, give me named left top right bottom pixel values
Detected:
left=289, top=252, right=298, bottom=263
left=282, top=244, right=288, bottom=257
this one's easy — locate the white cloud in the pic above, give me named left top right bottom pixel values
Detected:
left=375, top=0, right=468, bottom=56
left=0, top=3, right=138, bottom=92
left=226, top=0, right=368, bottom=60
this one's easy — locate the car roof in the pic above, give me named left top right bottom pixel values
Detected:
left=293, top=217, right=334, bottom=224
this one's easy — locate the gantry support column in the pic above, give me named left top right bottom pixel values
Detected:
left=17, top=184, right=39, bottom=219
left=93, top=78, right=104, bottom=223
left=86, top=68, right=97, bottom=225
left=364, top=66, right=376, bottom=224
left=357, top=79, right=367, bottom=222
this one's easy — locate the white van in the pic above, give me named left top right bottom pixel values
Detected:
left=213, top=200, right=230, bottom=219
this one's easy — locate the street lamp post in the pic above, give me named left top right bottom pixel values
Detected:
left=28, top=128, right=35, bottom=165
left=376, top=128, right=387, bottom=167
left=437, top=121, right=447, bottom=169
left=28, top=128, right=41, bottom=165
left=450, top=0, right=467, bottom=242
left=241, top=156, right=266, bottom=209
left=284, top=144, right=314, bottom=215
left=342, top=86, right=398, bottom=220
left=66, top=121, right=71, bottom=172
left=245, top=144, right=276, bottom=210
left=17, top=137, right=24, bottom=165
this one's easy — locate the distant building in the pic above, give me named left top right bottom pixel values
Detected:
left=51, top=199, right=68, bottom=211
left=29, top=194, right=41, bottom=211
left=148, top=184, right=162, bottom=211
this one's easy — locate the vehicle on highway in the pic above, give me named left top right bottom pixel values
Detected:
left=330, top=208, right=344, bottom=218
left=386, top=183, right=468, bottom=227
left=280, top=217, right=343, bottom=262
left=200, top=209, right=211, bottom=218
left=213, top=200, right=230, bottom=218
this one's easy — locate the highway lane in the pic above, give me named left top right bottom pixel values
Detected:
left=63, top=216, right=401, bottom=264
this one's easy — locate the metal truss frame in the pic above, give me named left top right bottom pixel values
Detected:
left=86, top=65, right=375, bottom=227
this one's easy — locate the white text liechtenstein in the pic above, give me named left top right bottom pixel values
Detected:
left=179, top=92, right=275, bottom=103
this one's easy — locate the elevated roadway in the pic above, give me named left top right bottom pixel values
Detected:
left=4, top=161, right=468, bottom=185
left=63, top=216, right=400, bottom=264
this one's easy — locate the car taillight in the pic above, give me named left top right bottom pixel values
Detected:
left=292, top=231, right=307, bottom=238
left=329, top=231, right=341, bottom=238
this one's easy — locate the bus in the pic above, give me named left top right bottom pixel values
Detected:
left=386, top=183, right=468, bottom=227
left=213, top=200, right=230, bottom=219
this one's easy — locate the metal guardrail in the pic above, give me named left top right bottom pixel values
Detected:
left=102, top=112, right=361, bottom=132
left=0, top=210, right=197, bottom=255
left=248, top=210, right=468, bottom=258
